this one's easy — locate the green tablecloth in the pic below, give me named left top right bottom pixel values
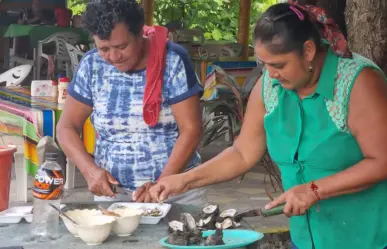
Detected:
left=2, top=24, right=90, bottom=47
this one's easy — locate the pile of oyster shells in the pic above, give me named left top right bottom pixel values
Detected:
left=167, top=204, right=241, bottom=246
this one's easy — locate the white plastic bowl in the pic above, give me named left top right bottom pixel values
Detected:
left=110, top=207, right=143, bottom=236
left=61, top=209, right=100, bottom=237
left=75, top=215, right=116, bottom=245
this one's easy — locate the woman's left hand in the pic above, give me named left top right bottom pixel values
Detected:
left=133, top=182, right=156, bottom=203
left=265, top=183, right=319, bottom=217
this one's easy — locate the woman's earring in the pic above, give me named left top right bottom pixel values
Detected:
left=308, top=64, right=313, bottom=72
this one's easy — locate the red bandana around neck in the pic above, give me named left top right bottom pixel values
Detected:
left=288, top=0, right=352, bottom=58
left=142, top=25, right=168, bottom=127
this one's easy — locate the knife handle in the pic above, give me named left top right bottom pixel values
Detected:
left=261, top=203, right=286, bottom=217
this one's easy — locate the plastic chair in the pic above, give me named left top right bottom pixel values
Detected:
left=240, top=64, right=265, bottom=97
left=174, top=28, right=205, bottom=44
left=65, top=43, right=85, bottom=74
left=225, top=43, right=243, bottom=57
left=36, top=32, right=81, bottom=80
left=198, top=44, right=237, bottom=60
left=0, top=64, right=32, bottom=87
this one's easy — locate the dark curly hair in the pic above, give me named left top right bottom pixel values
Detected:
left=253, top=3, right=323, bottom=55
left=83, top=0, right=144, bottom=40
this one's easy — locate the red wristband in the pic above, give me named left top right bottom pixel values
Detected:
left=310, top=181, right=320, bottom=201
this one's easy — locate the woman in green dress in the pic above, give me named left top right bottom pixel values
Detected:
left=146, top=2, right=387, bottom=249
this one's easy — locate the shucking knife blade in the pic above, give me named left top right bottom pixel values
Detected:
left=234, top=209, right=263, bottom=222
left=110, top=184, right=133, bottom=196
left=234, top=203, right=286, bottom=222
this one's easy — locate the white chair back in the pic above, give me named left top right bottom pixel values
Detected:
left=0, top=64, right=32, bottom=87
left=65, top=43, right=85, bottom=74
left=36, top=32, right=81, bottom=79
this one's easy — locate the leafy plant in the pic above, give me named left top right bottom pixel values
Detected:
left=67, top=0, right=279, bottom=42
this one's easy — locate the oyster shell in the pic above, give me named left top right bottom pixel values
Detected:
left=188, top=229, right=202, bottom=245
left=204, top=229, right=225, bottom=246
left=219, top=209, right=237, bottom=218
left=181, top=213, right=197, bottom=232
left=217, top=208, right=237, bottom=223
left=167, top=231, right=189, bottom=246
left=215, top=218, right=235, bottom=229
left=201, top=204, right=219, bottom=218
left=200, top=215, right=216, bottom=229
left=168, top=220, right=185, bottom=233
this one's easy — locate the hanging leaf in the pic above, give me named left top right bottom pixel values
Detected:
left=211, top=28, right=223, bottom=41
left=223, top=32, right=235, bottom=41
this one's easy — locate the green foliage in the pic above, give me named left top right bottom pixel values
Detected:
left=67, top=0, right=278, bottom=42
left=67, top=0, right=87, bottom=15
left=154, top=0, right=278, bottom=43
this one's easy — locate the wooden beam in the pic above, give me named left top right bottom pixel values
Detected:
left=142, top=0, right=154, bottom=26
left=237, top=0, right=252, bottom=60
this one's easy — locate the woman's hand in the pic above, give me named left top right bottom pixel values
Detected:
left=133, top=182, right=156, bottom=203
left=149, top=174, right=189, bottom=203
left=265, top=183, right=319, bottom=217
left=85, top=167, right=119, bottom=197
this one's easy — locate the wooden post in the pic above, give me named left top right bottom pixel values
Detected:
left=142, top=0, right=154, bottom=26
left=237, top=0, right=252, bottom=60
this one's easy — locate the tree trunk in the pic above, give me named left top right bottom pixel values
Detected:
left=345, top=0, right=387, bottom=74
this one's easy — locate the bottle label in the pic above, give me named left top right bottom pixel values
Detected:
left=33, top=168, right=64, bottom=200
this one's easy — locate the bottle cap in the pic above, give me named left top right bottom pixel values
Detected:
left=45, top=152, right=59, bottom=161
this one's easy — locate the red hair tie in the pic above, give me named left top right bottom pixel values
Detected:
left=288, top=0, right=352, bottom=58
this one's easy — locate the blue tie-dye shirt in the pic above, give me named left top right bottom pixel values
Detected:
left=67, top=41, right=203, bottom=190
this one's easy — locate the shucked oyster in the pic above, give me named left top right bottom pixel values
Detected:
left=140, top=206, right=163, bottom=217
left=215, top=217, right=240, bottom=229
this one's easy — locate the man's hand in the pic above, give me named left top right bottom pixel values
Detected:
left=133, top=182, right=156, bottom=203
left=264, top=183, right=318, bottom=217
left=149, top=174, right=189, bottom=203
left=85, top=168, right=119, bottom=197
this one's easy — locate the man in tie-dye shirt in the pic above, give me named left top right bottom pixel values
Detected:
left=57, top=0, right=206, bottom=206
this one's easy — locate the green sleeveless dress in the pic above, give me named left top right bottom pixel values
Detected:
left=262, top=48, right=387, bottom=249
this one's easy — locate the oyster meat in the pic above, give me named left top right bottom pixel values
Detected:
left=140, top=207, right=163, bottom=217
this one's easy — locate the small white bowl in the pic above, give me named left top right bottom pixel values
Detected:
left=76, top=215, right=116, bottom=245
left=110, top=207, right=143, bottom=236
left=61, top=209, right=100, bottom=237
